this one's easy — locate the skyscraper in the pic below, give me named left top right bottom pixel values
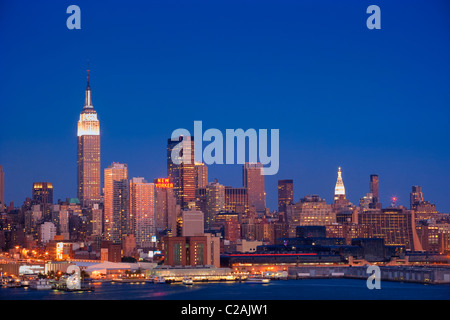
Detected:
left=370, top=175, right=379, bottom=203
left=410, top=185, right=424, bottom=210
left=154, top=178, right=179, bottom=235
left=32, top=182, right=54, bottom=205
left=369, top=174, right=382, bottom=208
left=195, top=162, right=208, bottom=189
left=243, top=163, right=266, bottom=214
left=32, top=182, right=54, bottom=221
left=205, top=180, right=225, bottom=229
left=278, top=179, right=294, bottom=213
left=77, top=70, right=101, bottom=208
left=0, top=165, right=4, bottom=207
left=225, top=187, right=248, bottom=215
left=334, top=167, right=346, bottom=202
left=167, top=138, right=181, bottom=198
left=104, top=163, right=129, bottom=244
left=167, top=136, right=196, bottom=208
left=130, top=177, right=156, bottom=250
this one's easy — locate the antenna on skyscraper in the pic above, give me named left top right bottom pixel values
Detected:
left=86, top=59, right=90, bottom=89
left=391, top=196, right=398, bottom=207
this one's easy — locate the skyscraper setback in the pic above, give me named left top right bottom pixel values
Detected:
left=77, top=70, right=101, bottom=208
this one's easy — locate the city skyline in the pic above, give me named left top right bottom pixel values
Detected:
left=0, top=68, right=449, bottom=212
left=1, top=1, right=450, bottom=212
left=1, top=1, right=450, bottom=304
left=0, top=82, right=445, bottom=214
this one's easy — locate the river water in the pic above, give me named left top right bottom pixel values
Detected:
left=1, top=279, right=449, bottom=300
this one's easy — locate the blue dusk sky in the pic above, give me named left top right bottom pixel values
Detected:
left=0, top=0, right=449, bottom=212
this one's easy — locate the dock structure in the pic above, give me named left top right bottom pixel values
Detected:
left=52, top=280, right=95, bottom=292
left=345, top=265, right=450, bottom=284
left=147, top=265, right=237, bottom=283
left=289, top=265, right=450, bottom=284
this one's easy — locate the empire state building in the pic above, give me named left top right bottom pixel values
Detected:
left=77, top=70, right=101, bottom=207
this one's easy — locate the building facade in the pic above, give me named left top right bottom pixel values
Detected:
left=225, top=187, right=248, bottom=216
left=130, top=177, right=156, bottom=250
left=370, top=174, right=381, bottom=208
left=104, top=163, right=129, bottom=244
left=243, top=162, right=266, bottom=214
left=195, top=162, right=208, bottom=189
left=167, top=136, right=196, bottom=208
left=32, top=182, right=54, bottom=205
left=215, top=212, right=241, bottom=243
left=40, top=222, right=57, bottom=244
left=298, top=195, right=335, bottom=227
left=163, top=234, right=220, bottom=267
left=205, top=180, right=225, bottom=230
left=278, top=179, right=293, bottom=214
left=154, top=178, right=179, bottom=235
left=410, top=186, right=424, bottom=210
left=358, top=207, right=422, bottom=251
left=181, top=209, right=204, bottom=237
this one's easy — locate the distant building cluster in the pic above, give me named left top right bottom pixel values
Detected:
left=1, top=73, right=450, bottom=272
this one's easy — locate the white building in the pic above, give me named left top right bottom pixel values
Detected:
left=40, top=222, right=57, bottom=244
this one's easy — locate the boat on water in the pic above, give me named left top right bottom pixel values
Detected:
left=245, top=276, right=270, bottom=284
left=21, top=279, right=31, bottom=287
left=182, top=277, right=194, bottom=285
left=29, top=279, right=52, bottom=290
left=1, top=277, right=15, bottom=287
left=153, top=276, right=166, bottom=284
left=262, top=271, right=288, bottom=280
left=112, top=277, right=146, bottom=283
left=5, top=279, right=22, bottom=288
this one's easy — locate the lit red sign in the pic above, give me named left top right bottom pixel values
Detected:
left=155, top=178, right=173, bottom=188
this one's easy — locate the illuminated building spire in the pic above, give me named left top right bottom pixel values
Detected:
left=84, top=69, right=93, bottom=109
left=78, top=70, right=99, bottom=137
left=334, top=166, right=346, bottom=201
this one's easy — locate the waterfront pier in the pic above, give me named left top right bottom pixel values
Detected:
left=289, top=265, right=450, bottom=284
